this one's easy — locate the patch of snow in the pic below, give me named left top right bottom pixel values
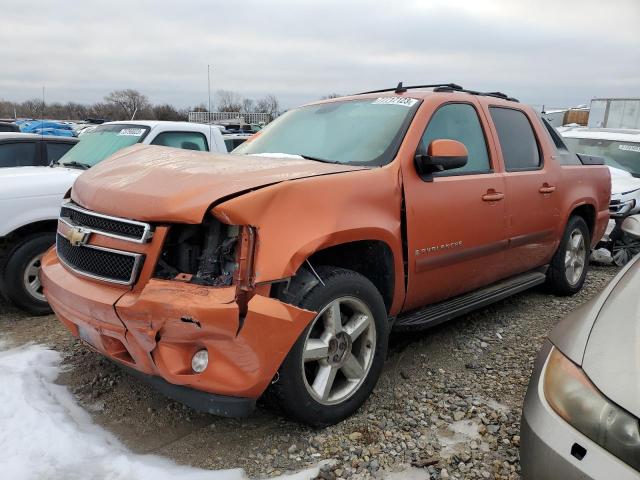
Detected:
left=0, top=343, right=320, bottom=480
left=437, top=419, right=480, bottom=456
left=249, top=153, right=304, bottom=159
left=480, top=398, right=510, bottom=415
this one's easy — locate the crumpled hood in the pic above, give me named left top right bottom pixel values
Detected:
left=608, top=166, right=640, bottom=196
left=579, top=256, right=640, bottom=419
left=71, top=144, right=365, bottom=223
left=0, top=166, right=80, bottom=200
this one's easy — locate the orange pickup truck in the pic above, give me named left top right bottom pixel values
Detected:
left=41, top=84, right=611, bottom=426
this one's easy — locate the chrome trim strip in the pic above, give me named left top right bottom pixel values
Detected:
left=56, top=234, right=144, bottom=285
left=60, top=200, right=153, bottom=243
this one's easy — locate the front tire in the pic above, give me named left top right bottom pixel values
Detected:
left=546, top=216, right=590, bottom=296
left=271, top=266, right=388, bottom=426
left=1, top=232, right=55, bottom=315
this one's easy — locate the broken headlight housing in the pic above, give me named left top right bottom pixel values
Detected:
left=543, top=347, right=640, bottom=470
left=154, top=217, right=254, bottom=288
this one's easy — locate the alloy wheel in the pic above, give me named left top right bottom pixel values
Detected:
left=23, top=253, right=45, bottom=302
left=301, top=296, right=376, bottom=405
left=565, top=228, right=586, bottom=285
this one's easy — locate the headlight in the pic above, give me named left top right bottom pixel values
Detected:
left=543, top=347, right=640, bottom=470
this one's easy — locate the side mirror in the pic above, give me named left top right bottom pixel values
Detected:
left=415, top=139, right=468, bottom=181
left=621, top=215, right=640, bottom=239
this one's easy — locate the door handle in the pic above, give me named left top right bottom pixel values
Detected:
left=482, top=190, right=504, bottom=202
left=539, top=184, right=556, bottom=194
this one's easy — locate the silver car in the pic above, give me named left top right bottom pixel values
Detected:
left=520, top=217, right=640, bottom=479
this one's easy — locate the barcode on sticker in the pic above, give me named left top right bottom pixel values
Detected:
left=372, top=97, right=418, bottom=107
left=619, top=144, right=640, bottom=153
left=118, top=128, right=145, bottom=136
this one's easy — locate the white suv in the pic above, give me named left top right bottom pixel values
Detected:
left=0, top=121, right=227, bottom=314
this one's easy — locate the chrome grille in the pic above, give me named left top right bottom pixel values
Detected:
left=56, top=233, right=143, bottom=285
left=60, top=201, right=152, bottom=243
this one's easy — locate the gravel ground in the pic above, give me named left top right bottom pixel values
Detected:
left=0, top=265, right=619, bottom=479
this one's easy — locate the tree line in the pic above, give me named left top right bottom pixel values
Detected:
left=0, top=89, right=282, bottom=122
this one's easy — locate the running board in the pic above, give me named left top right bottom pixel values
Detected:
left=395, top=269, right=547, bottom=330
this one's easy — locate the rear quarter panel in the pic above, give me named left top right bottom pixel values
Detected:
left=556, top=164, right=611, bottom=246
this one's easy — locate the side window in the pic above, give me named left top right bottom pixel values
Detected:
left=0, top=142, right=37, bottom=167
left=151, top=132, right=208, bottom=151
left=46, top=142, right=75, bottom=164
left=539, top=117, right=568, bottom=150
left=490, top=107, right=541, bottom=171
left=420, top=103, right=490, bottom=174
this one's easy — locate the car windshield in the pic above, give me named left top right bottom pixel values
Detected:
left=59, top=124, right=150, bottom=168
left=563, top=137, right=640, bottom=177
left=233, top=97, right=420, bottom=166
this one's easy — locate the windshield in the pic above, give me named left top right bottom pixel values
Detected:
left=563, top=137, right=640, bottom=176
left=59, top=124, right=150, bottom=167
left=233, top=97, right=420, bottom=166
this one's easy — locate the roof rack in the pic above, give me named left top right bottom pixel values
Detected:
left=356, top=82, right=519, bottom=102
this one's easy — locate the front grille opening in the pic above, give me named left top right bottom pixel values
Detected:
left=56, top=233, right=142, bottom=284
left=154, top=218, right=239, bottom=287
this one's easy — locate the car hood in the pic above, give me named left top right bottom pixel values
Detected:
left=0, top=166, right=80, bottom=200
left=581, top=257, right=640, bottom=419
left=608, top=166, right=640, bottom=195
left=71, top=144, right=366, bottom=223
left=552, top=256, right=640, bottom=419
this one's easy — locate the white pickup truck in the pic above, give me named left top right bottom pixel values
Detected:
left=0, top=120, right=227, bottom=314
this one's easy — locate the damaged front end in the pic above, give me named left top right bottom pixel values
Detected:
left=154, top=217, right=255, bottom=289
left=42, top=207, right=315, bottom=416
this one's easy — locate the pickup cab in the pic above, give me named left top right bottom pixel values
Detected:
left=41, top=84, right=611, bottom=426
left=0, top=121, right=226, bottom=314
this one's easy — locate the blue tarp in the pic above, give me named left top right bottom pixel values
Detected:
left=15, top=119, right=76, bottom=137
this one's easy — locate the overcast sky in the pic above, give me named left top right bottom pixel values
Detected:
left=1, top=0, right=638, bottom=110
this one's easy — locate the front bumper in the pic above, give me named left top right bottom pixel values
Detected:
left=520, top=341, right=640, bottom=480
left=41, top=247, right=315, bottom=415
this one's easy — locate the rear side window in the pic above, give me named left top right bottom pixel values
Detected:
left=0, top=142, right=37, bottom=167
left=151, top=131, right=208, bottom=151
left=490, top=107, right=540, bottom=171
left=420, top=103, right=491, bottom=174
left=46, top=142, right=75, bottom=164
left=225, top=138, right=247, bottom=151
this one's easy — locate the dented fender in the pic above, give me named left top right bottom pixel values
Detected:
left=212, top=165, right=406, bottom=314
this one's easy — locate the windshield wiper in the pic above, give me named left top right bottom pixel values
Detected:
left=298, top=154, right=342, bottom=165
left=59, top=161, right=90, bottom=170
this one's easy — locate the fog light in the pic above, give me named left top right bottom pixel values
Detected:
left=191, top=349, right=209, bottom=373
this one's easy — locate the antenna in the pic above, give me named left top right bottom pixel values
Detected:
left=208, top=64, right=213, bottom=149
left=41, top=86, right=45, bottom=141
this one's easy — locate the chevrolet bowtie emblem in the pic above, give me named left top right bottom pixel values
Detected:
left=64, top=226, right=91, bottom=247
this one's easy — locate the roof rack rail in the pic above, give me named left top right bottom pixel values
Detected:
left=355, top=82, right=518, bottom=102
left=355, top=83, right=463, bottom=95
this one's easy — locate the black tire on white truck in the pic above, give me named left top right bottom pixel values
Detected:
left=0, top=232, right=54, bottom=315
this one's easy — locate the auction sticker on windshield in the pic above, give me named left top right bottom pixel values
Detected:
left=619, top=144, right=640, bottom=153
left=372, top=97, right=418, bottom=107
left=118, top=128, right=145, bottom=136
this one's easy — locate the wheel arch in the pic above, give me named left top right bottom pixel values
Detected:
left=568, top=203, right=596, bottom=240
left=290, top=239, right=398, bottom=314
left=0, top=219, right=58, bottom=261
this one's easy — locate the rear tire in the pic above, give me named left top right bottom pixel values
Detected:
left=270, top=266, right=388, bottom=427
left=1, top=232, right=55, bottom=315
left=546, top=216, right=590, bottom=296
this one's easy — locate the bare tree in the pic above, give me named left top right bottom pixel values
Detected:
left=215, top=90, right=243, bottom=112
left=152, top=103, right=186, bottom=121
left=104, top=89, right=150, bottom=120
left=241, top=98, right=255, bottom=114
left=255, top=94, right=280, bottom=121
left=21, top=98, right=45, bottom=118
